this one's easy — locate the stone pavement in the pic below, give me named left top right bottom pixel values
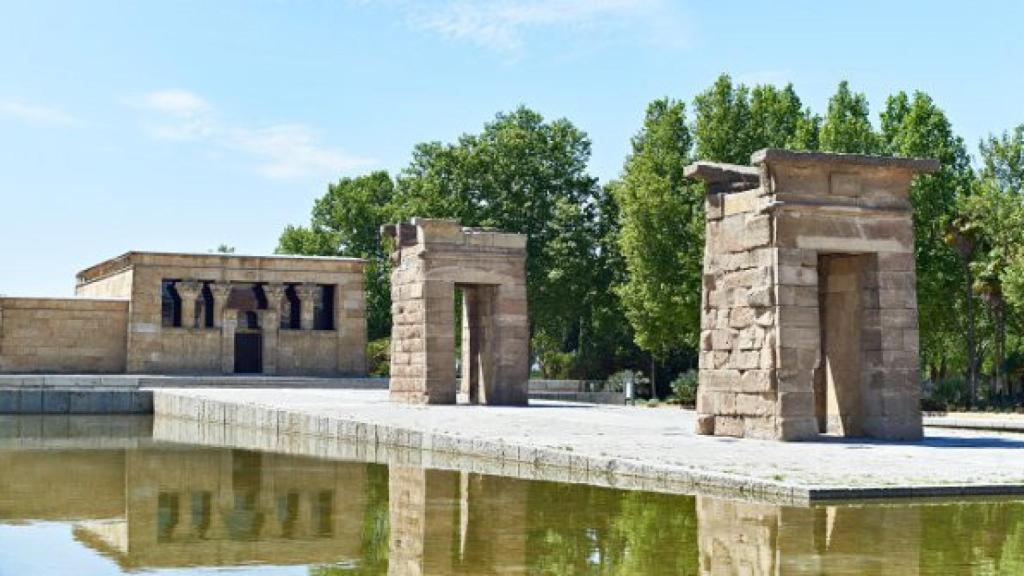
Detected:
left=153, top=388, right=1024, bottom=503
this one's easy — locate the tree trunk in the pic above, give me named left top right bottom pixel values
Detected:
left=964, top=260, right=978, bottom=406
left=995, top=297, right=1006, bottom=399
left=650, top=356, right=657, bottom=400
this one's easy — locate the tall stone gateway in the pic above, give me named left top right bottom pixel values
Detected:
left=382, top=218, right=529, bottom=405
left=687, top=149, right=939, bottom=441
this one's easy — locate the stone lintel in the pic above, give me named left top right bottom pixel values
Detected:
left=684, top=161, right=762, bottom=194
left=751, top=148, right=940, bottom=174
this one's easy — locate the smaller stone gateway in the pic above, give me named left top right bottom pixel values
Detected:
left=382, top=218, right=529, bottom=405
left=687, top=149, right=939, bottom=441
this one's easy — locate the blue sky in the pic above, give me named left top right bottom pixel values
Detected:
left=2, top=0, right=1022, bottom=296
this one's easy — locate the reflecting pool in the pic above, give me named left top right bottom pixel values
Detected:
left=1, top=416, right=1023, bottom=575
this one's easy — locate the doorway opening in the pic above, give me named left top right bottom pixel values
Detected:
left=234, top=310, right=263, bottom=374
left=815, top=254, right=868, bottom=436
left=456, top=284, right=497, bottom=405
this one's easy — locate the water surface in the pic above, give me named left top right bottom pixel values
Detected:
left=1, top=416, right=1023, bottom=575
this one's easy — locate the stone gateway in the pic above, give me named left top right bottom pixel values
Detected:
left=687, top=149, right=939, bottom=441
left=383, top=219, right=529, bottom=405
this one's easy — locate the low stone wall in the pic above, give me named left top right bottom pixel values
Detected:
left=0, top=297, right=128, bottom=374
left=528, top=379, right=624, bottom=404
left=0, top=375, right=390, bottom=414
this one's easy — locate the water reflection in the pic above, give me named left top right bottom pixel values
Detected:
left=1, top=418, right=1024, bottom=574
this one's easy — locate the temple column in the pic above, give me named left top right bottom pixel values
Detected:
left=212, top=283, right=234, bottom=374
left=176, top=281, right=202, bottom=329
left=210, top=283, right=232, bottom=329
left=296, top=283, right=318, bottom=330
left=262, top=284, right=286, bottom=375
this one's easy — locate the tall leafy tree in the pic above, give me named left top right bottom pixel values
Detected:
left=980, top=125, right=1024, bottom=194
left=973, top=125, right=1024, bottom=396
left=820, top=80, right=879, bottom=153
left=391, top=107, right=603, bottom=369
left=614, top=98, right=701, bottom=391
left=692, top=75, right=752, bottom=164
left=880, top=91, right=976, bottom=392
left=277, top=170, right=395, bottom=340
left=693, top=75, right=820, bottom=163
left=748, top=83, right=804, bottom=150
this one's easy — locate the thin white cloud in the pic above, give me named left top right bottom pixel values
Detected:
left=0, top=100, right=78, bottom=126
left=409, top=0, right=685, bottom=55
left=229, top=124, right=373, bottom=179
left=139, top=89, right=211, bottom=118
left=132, top=89, right=373, bottom=180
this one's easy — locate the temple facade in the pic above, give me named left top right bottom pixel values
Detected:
left=0, top=251, right=367, bottom=376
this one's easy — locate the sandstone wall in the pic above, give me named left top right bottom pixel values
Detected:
left=0, top=297, right=128, bottom=373
left=154, top=329, right=222, bottom=374
left=277, top=331, right=341, bottom=376
left=698, top=186, right=784, bottom=439
left=112, top=253, right=366, bottom=376
left=76, top=268, right=134, bottom=299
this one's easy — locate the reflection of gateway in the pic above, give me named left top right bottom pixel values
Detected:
left=3, top=439, right=1024, bottom=573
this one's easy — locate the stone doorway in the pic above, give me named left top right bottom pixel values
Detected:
left=234, top=311, right=263, bottom=374
left=384, top=218, right=529, bottom=405
left=816, top=254, right=869, bottom=436
left=458, top=284, right=497, bottom=405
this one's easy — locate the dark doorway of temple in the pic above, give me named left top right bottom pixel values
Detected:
left=234, top=311, right=263, bottom=374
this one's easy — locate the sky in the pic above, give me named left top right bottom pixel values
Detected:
left=2, top=0, right=1023, bottom=297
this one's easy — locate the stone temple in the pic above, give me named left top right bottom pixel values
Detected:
left=687, top=149, right=939, bottom=441
left=0, top=252, right=367, bottom=376
left=383, top=218, right=529, bottom=405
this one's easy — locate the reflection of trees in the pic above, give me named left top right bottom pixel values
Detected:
left=310, top=464, right=389, bottom=576
left=526, top=482, right=698, bottom=575
left=919, top=500, right=1024, bottom=574
left=608, top=492, right=699, bottom=575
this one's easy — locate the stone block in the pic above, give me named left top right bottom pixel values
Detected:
left=695, top=414, right=715, bottom=435
left=747, top=286, right=773, bottom=307
left=714, top=416, right=744, bottom=437
left=735, top=392, right=775, bottom=417
left=728, top=351, right=761, bottom=370
left=776, top=285, right=819, bottom=308
left=700, top=370, right=741, bottom=390
left=729, top=307, right=755, bottom=329
left=778, top=265, right=817, bottom=286
left=739, top=370, right=774, bottom=393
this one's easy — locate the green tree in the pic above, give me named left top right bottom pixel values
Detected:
left=391, top=107, right=604, bottom=370
left=820, top=80, right=879, bottom=153
left=693, top=74, right=819, bottom=163
left=879, top=91, right=976, bottom=394
left=964, top=180, right=1024, bottom=396
left=614, top=98, right=701, bottom=394
left=692, top=74, right=752, bottom=164
left=748, top=83, right=804, bottom=150
left=789, top=108, right=822, bottom=151
left=980, top=125, right=1024, bottom=194
left=277, top=170, right=395, bottom=340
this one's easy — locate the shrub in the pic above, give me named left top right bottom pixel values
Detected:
left=367, top=337, right=391, bottom=377
left=540, top=351, right=576, bottom=379
left=923, top=377, right=966, bottom=411
left=670, top=370, right=699, bottom=407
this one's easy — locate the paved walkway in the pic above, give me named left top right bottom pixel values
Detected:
left=153, top=388, right=1024, bottom=503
